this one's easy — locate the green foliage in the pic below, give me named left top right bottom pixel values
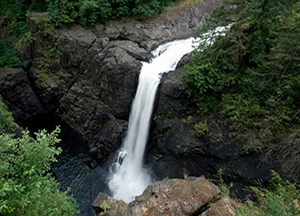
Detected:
left=0, top=100, right=16, bottom=132
left=153, top=114, right=162, bottom=124
left=213, top=168, right=233, bottom=196
left=99, top=200, right=110, bottom=215
left=242, top=144, right=252, bottom=154
left=182, top=0, right=300, bottom=142
left=0, top=127, right=79, bottom=215
left=110, top=0, right=130, bottom=18
left=166, top=110, right=173, bottom=119
left=46, top=0, right=176, bottom=25
left=48, top=3, right=62, bottom=27
left=194, top=119, right=208, bottom=137
left=49, top=47, right=57, bottom=58
left=0, top=42, right=23, bottom=68
left=176, top=145, right=182, bottom=151
left=236, top=171, right=300, bottom=216
left=45, top=0, right=80, bottom=23
left=79, top=0, right=100, bottom=26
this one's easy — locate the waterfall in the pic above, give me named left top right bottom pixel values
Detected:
left=107, top=37, right=196, bottom=203
left=107, top=26, right=231, bottom=203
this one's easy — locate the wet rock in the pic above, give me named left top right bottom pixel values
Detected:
left=0, top=68, right=43, bottom=123
left=82, top=40, right=142, bottom=119
left=155, top=63, right=190, bottom=117
left=13, top=0, right=223, bottom=165
left=83, top=159, right=97, bottom=170
left=89, top=117, right=128, bottom=164
left=92, top=193, right=128, bottom=216
left=27, top=67, right=70, bottom=110
left=92, top=176, right=238, bottom=216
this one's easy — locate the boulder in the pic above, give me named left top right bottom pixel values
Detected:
left=89, top=117, right=128, bottom=164
left=0, top=68, right=43, bottom=123
left=58, top=27, right=97, bottom=69
left=83, top=159, right=98, bottom=170
left=155, top=59, right=191, bottom=117
left=200, top=196, right=241, bottom=216
left=81, top=40, right=143, bottom=119
left=92, top=176, right=239, bottom=216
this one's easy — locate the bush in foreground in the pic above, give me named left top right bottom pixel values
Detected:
left=0, top=126, right=79, bottom=215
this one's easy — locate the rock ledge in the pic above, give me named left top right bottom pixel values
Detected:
left=92, top=176, right=239, bottom=216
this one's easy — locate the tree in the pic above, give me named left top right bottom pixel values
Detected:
left=0, top=127, right=79, bottom=215
left=182, top=0, right=300, bottom=141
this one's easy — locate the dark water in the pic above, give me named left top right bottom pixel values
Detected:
left=21, top=113, right=110, bottom=216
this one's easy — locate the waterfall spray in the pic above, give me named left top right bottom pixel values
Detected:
left=107, top=38, right=196, bottom=203
left=107, top=26, right=230, bottom=203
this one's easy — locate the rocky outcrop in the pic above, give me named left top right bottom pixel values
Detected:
left=92, top=176, right=239, bottom=216
left=147, top=57, right=276, bottom=195
left=0, top=68, right=43, bottom=123
left=1, top=0, right=285, bottom=212
left=89, top=116, right=128, bottom=164
left=117, top=0, right=222, bottom=50
left=200, top=196, right=240, bottom=216
left=1, top=0, right=278, bottom=200
left=14, top=0, right=223, bottom=162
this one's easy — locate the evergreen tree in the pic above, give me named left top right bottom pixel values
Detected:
left=182, top=0, right=300, bottom=141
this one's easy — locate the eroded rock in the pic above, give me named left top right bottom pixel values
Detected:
left=92, top=176, right=239, bottom=216
left=89, top=117, right=128, bottom=164
left=200, top=196, right=241, bottom=216
left=148, top=56, right=276, bottom=190
left=0, top=68, right=43, bottom=123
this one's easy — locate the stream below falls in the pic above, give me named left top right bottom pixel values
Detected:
left=21, top=113, right=110, bottom=216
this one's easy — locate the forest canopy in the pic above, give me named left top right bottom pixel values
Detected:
left=182, top=0, right=300, bottom=146
left=0, top=0, right=176, bottom=68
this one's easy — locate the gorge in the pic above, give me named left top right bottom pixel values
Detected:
left=0, top=0, right=286, bottom=215
left=108, top=37, right=196, bottom=203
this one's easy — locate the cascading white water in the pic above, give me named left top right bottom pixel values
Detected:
left=107, top=26, right=231, bottom=203
left=107, top=37, right=196, bottom=203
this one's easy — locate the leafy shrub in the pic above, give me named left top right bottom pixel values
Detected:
left=0, top=42, right=23, bottom=68
left=236, top=171, right=300, bottom=216
left=79, top=0, right=101, bottom=26
left=194, top=120, right=208, bottom=137
left=0, top=99, right=16, bottom=132
left=0, top=127, right=79, bottom=215
left=45, top=0, right=80, bottom=23
left=182, top=0, right=300, bottom=143
left=48, top=3, right=62, bottom=27
left=110, top=0, right=130, bottom=18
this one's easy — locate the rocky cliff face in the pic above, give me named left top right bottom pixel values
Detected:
left=0, top=68, right=43, bottom=123
left=0, top=0, right=280, bottom=212
left=7, top=0, right=222, bottom=164
left=147, top=59, right=277, bottom=190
